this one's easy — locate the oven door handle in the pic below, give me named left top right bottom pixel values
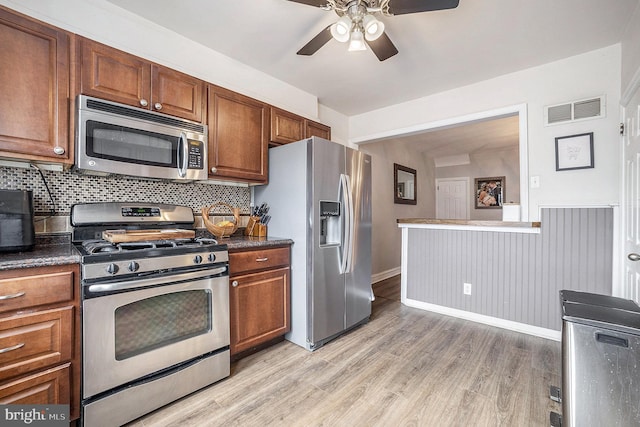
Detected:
left=87, top=266, right=227, bottom=295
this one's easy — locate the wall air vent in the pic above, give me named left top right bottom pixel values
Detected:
left=544, top=96, right=605, bottom=126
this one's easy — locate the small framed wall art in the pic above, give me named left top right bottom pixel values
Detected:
left=474, top=176, right=504, bottom=209
left=555, top=132, right=594, bottom=171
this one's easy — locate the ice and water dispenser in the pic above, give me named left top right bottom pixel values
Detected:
left=319, top=201, right=340, bottom=246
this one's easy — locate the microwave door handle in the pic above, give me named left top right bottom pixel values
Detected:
left=177, top=132, right=188, bottom=178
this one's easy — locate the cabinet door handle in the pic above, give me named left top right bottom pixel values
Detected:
left=154, top=102, right=163, bottom=111
left=0, top=343, right=25, bottom=354
left=139, top=99, right=149, bottom=107
left=210, top=167, right=217, bottom=174
left=255, top=257, right=268, bottom=262
left=232, top=280, right=238, bottom=287
left=53, top=146, right=65, bottom=155
left=0, top=291, right=25, bottom=300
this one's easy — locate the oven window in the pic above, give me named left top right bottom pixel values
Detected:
left=87, top=120, right=178, bottom=167
left=114, top=290, right=211, bottom=360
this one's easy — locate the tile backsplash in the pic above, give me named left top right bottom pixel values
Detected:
left=0, top=166, right=251, bottom=232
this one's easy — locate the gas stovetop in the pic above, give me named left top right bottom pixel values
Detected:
left=71, top=202, right=229, bottom=281
left=79, top=237, right=219, bottom=256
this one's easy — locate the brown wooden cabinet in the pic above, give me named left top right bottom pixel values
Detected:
left=0, top=264, right=80, bottom=422
left=0, top=6, right=72, bottom=164
left=270, top=107, right=331, bottom=146
left=79, top=37, right=205, bottom=122
left=228, top=246, right=291, bottom=358
left=207, top=85, right=269, bottom=183
left=306, top=119, right=331, bottom=140
left=270, top=107, right=305, bottom=145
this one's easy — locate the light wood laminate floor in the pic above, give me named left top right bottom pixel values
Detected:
left=127, top=276, right=561, bottom=426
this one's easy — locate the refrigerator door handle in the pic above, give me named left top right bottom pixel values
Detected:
left=345, top=174, right=355, bottom=274
left=340, top=173, right=355, bottom=274
left=339, top=174, right=350, bottom=274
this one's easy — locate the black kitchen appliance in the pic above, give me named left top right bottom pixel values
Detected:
left=0, top=189, right=35, bottom=252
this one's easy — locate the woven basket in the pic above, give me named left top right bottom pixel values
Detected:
left=202, top=202, right=240, bottom=238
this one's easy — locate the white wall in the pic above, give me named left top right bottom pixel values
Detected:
left=350, top=45, right=623, bottom=221
left=359, top=141, right=435, bottom=278
left=0, top=0, right=350, bottom=142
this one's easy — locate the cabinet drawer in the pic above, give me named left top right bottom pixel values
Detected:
left=0, top=267, right=75, bottom=314
left=0, top=363, right=70, bottom=405
left=0, top=307, right=73, bottom=381
left=229, top=246, right=290, bottom=275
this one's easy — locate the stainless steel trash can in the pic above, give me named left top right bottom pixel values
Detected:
left=560, top=290, right=640, bottom=427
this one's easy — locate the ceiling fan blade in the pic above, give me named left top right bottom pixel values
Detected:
left=388, top=0, right=460, bottom=15
left=366, top=33, right=399, bottom=61
left=297, top=25, right=333, bottom=56
left=287, top=0, right=331, bottom=7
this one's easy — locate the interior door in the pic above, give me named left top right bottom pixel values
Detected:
left=623, top=86, right=640, bottom=303
left=436, top=178, right=469, bottom=219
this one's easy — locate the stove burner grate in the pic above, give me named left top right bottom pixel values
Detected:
left=81, top=237, right=219, bottom=255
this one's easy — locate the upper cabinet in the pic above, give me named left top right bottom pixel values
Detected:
left=0, top=6, right=72, bottom=164
left=78, top=38, right=205, bottom=122
left=270, top=107, right=331, bottom=146
left=270, top=107, right=305, bottom=145
left=306, top=119, right=331, bottom=141
left=207, top=85, right=269, bottom=183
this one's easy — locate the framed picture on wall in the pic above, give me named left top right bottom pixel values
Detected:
left=555, top=132, right=594, bottom=171
left=474, top=176, right=504, bottom=209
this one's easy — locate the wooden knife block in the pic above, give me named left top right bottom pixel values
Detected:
left=245, top=216, right=267, bottom=237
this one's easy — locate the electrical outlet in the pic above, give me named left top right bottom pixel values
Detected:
left=463, top=282, right=472, bottom=295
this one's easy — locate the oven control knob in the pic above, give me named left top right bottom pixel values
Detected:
left=193, top=255, right=203, bottom=264
left=208, top=253, right=216, bottom=263
left=128, top=261, right=140, bottom=272
left=106, top=263, right=119, bottom=275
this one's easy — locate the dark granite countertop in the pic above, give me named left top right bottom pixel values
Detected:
left=216, top=235, right=293, bottom=251
left=0, top=234, right=81, bottom=271
left=0, top=232, right=293, bottom=271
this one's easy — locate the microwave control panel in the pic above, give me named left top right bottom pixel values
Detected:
left=188, top=140, right=205, bottom=169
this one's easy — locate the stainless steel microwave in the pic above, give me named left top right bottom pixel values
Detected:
left=75, top=95, right=208, bottom=181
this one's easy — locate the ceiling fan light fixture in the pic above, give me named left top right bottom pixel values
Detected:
left=330, top=15, right=352, bottom=42
left=363, top=15, right=384, bottom=41
left=347, top=27, right=367, bottom=51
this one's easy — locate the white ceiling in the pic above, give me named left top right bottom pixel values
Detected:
left=105, top=0, right=636, bottom=157
left=106, top=0, right=638, bottom=117
left=384, top=114, right=520, bottom=158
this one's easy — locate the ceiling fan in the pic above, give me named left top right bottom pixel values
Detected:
left=290, top=0, right=460, bottom=61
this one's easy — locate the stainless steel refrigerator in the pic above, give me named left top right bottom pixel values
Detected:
left=254, top=136, right=372, bottom=351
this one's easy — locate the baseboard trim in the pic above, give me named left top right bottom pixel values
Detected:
left=372, top=267, right=401, bottom=284
left=403, top=298, right=561, bottom=341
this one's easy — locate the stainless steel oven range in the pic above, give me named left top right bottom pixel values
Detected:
left=71, top=202, right=230, bottom=427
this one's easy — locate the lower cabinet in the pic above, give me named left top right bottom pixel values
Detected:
left=0, top=264, right=80, bottom=422
left=0, top=364, right=70, bottom=406
left=228, top=246, right=291, bottom=358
